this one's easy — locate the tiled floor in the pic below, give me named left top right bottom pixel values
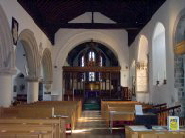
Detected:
left=67, top=110, right=123, bottom=138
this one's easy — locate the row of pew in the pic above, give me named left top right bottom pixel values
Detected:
left=101, top=100, right=184, bottom=129
left=101, top=100, right=153, bottom=127
left=0, top=100, right=82, bottom=138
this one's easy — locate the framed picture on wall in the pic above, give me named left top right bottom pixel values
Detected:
left=11, top=17, right=19, bottom=45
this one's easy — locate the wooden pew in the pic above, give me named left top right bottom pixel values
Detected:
left=0, top=118, right=65, bottom=138
left=101, top=101, right=152, bottom=133
left=0, top=124, right=53, bottom=138
left=101, top=101, right=139, bottom=120
left=0, top=132, right=52, bottom=138
left=0, top=101, right=82, bottom=132
left=156, top=105, right=181, bottom=125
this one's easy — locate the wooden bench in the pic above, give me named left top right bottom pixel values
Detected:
left=0, top=118, right=65, bottom=138
left=0, top=132, right=52, bottom=138
left=101, top=101, right=139, bottom=120
left=156, top=105, right=181, bottom=125
left=0, top=124, right=53, bottom=138
left=0, top=101, right=82, bottom=133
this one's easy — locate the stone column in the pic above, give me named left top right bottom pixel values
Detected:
left=0, top=69, right=16, bottom=107
left=26, top=76, right=39, bottom=103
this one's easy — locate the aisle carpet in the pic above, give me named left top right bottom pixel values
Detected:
left=67, top=110, right=123, bottom=138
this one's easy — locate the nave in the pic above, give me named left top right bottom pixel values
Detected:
left=67, top=110, right=122, bottom=138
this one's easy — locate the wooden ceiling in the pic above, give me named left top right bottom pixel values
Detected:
left=17, top=0, right=166, bottom=46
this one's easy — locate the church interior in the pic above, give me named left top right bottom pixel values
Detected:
left=0, top=0, right=185, bottom=137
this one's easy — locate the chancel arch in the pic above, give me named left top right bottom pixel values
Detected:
left=63, top=41, right=121, bottom=107
left=152, top=22, right=166, bottom=85
left=17, top=29, right=40, bottom=103
left=53, top=30, right=128, bottom=100
left=136, top=35, right=149, bottom=103
left=0, top=4, right=16, bottom=107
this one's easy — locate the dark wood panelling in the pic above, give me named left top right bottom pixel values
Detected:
left=17, top=0, right=166, bottom=45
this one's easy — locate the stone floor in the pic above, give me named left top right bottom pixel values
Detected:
left=66, top=110, right=123, bottom=138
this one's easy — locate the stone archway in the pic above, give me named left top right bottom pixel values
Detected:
left=53, top=31, right=128, bottom=100
left=173, top=9, right=185, bottom=113
left=0, top=4, right=16, bottom=107
left=17, top=29, right=40, bottom=103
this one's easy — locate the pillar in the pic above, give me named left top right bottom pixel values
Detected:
left=26, top=76, right=39, bottom=103
left=0, top=69, right=16, bottom=107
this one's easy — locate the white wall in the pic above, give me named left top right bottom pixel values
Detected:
left=53, top=29, right=129, bottom=98
left=129, top=0, right=185, bottom=105
left=0, top=0, right=51, bottom=49
left=15, top=42, right=27, bottom=76
left=0, top=0, right=53, bottom=102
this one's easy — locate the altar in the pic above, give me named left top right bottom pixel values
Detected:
left=85, top=90, right=100, bottom=99
left=85, top=82, right=100, bottom=99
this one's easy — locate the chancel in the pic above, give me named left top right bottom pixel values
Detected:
left=0, top=0, right=185, bottom=137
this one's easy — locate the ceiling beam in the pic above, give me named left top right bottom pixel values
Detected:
left=59, top=23, right=139, bottom=30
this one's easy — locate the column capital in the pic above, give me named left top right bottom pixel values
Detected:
left=0, top=68, right=17, bottom=75
left=136, top=62, right=147, bottom=70
left=25, top=76, right=39, bottom=82
left=43, top=83, right=52, bottom=90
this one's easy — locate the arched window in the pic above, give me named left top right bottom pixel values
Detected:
left=152, top=22, right=166, bottom=85
left=88, top=51, right=96, bottom=81
left=88, top=51, right=95, bottom=61
left=89, top=72, right=95, bottom=81
left=137, top=35, right=148, bottom=93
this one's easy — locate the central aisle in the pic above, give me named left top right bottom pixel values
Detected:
left=67, top=110, right=122, bottom=138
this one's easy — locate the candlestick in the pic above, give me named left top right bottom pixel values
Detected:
left=163, top=71, right=167, bottom=85
left=52, top=107, right=54, bottom=117
left=163, top=79, right=167, bottom=84
left=156, top=80, right=160, bottom=85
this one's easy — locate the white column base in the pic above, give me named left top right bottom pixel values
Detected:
left=0, top=69, right=16, bottom=107
left=0, top=74, right=13, bottom=107
left=27, top=81, right=39, bottom=103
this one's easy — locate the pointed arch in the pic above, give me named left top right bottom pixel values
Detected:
left=54, top=31, right=125, bottom=69
left=135, top=35, right=149, bottom=96
left=42, top=48, right=53, bottom=82
left=18, top=29, right=40, bottom=79
left=138, top=35, right=149, bottom=63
